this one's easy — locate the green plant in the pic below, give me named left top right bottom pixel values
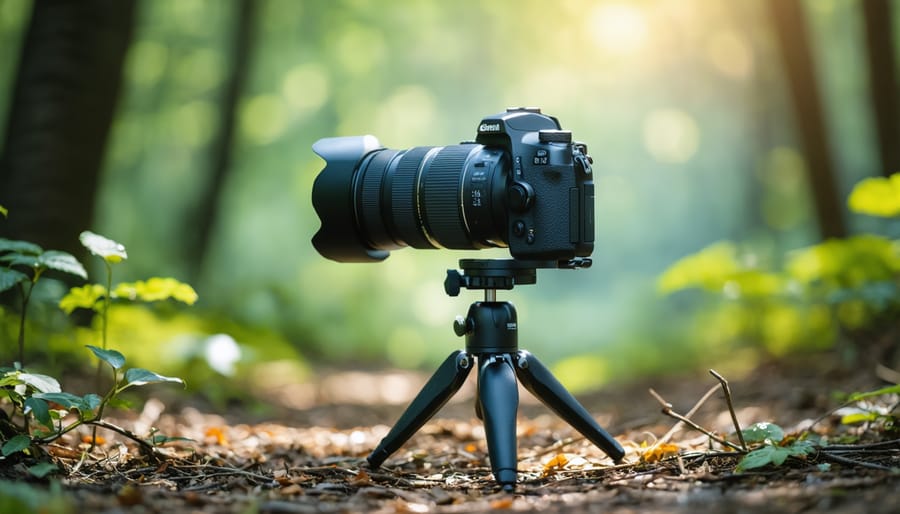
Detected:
left=657, top=173, right=900, bottom=358
left=734, top=422, right=817, bottom=472
left=1, top=229, right=196, bottom=467
left=0, top=239, right=86, bottom=365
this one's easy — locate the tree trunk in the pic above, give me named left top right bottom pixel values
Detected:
left=861, top=0, right=900, bottom=178
left=186, top=0, right=257, bottom=282
left=0, top=0, right=136, bottom=257
left=767, top=0, right=847, bottom=239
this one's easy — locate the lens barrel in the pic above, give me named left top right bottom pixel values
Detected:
left=311, top=136, right=507, bottom=262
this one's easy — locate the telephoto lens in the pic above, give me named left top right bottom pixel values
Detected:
left=311, top=137, right=508, bottom=262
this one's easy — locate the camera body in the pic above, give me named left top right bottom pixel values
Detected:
left=472, top=108, right=594, bottom=260
left=310, top=108, right=595, bottom=263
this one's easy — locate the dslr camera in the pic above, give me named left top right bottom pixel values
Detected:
left=311, top=108, right=595, bottom=263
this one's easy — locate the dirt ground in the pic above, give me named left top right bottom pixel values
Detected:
left=2, top=352, right=898, bottom=513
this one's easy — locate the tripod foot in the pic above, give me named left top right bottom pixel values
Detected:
left=515, top=350, right=625, bottom=462
left=367, top=350, right=472, bottom=469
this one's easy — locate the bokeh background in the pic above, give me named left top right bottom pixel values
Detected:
left=1, top=0, right=898, bottom=402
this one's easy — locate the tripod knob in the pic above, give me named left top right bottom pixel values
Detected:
left=453, top=315, right=471, bottom=337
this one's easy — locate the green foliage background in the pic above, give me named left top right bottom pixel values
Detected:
left=1, top=0, right=897, bottom=392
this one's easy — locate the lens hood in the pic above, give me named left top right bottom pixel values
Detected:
left=311, top=135, right=388, bottom=262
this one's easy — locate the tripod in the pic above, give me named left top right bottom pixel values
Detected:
left=367, top=259, right=625, bottom=491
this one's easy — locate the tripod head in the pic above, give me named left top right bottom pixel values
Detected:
left=444, top=257, right=591, bottom=298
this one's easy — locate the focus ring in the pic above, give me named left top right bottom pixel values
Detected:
left=390, top=147, right=434, bottom=249
left=421, top=145, right=474, bottom=249
left=357, top=149, right=398, bottom=249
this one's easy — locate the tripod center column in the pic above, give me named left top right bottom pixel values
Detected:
left=463, top=298, right=518, bottom=354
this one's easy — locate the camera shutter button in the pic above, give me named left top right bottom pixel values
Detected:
left=508, top=181, right=534, bottom=212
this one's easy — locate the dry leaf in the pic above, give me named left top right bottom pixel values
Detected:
left=351, top=469, right=372, bottom=486
left=280, top=484, right=304, bottom=496
left=82, top=434, right=106, bottom=445
left=541, top=453, right=570, bottom=476
left=640, top=442, right=680, bottom=463
left=490, top=497, right=515, bottom=509
left=204, top=426, right=229, bottom=446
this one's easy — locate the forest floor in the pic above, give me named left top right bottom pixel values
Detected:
left=2, top=351, right=899, bottom=514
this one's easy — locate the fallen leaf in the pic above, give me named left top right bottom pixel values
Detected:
left=351, top=469, right=372, bottom=486
left=640, top=442, right=680, bottom=463
left=82, top=434, right=106, bottom=445
left=280, top=484, right=304, bottom=496
left=205, top=426, right=229, bottom=446
left=542, top=453, right=570, bottom=476
left=490, top=497, right=514, bottom=509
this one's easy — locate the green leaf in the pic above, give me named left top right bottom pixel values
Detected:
left=37, top=251, right=87, bottom=279
left=735, top=440, right=816, bottom=473
left=79, top=231, right=127, bottom=263
left=24, top=397, right=52, bottom=429
left=149, top=434, right=194, bottom=445
left=86, top=345, right=125, bottom=370
left=735, top=445, right=778, bottom=472
left=114, top=277, right=198, bottom=305
left=657, top=242, right=741, bottom=294
left=0, top=268, right=28, bottom=294
left=840, top=412, right=880, bottom=424
left=0, top=238, right=42, bottom=255
left=0, top=253, right=39, bottom=269
left=847, top=173, right=900, bottom=217
left=740, top=422, right=785, bottom=444
left=59, top=284, right=107, bottom=314
left=122, top=368, right=184, bottom=390
left=33, top=392, right=94, bottom=414
left=27, top=462, right=59, bottom=478
left=1, top=434, right=32, bottom=456
left=848, top=383, right=900, bottom=402
left=0, top=205, right=6, bottom=218
left=82, top=393, right=102, bottom=411
left=17, top=373, right=61, bottom=394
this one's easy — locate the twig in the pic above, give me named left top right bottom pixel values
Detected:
left=656, top=384, right=720, bottom=446
left=709, top=369, right=747, bottom=451
left=649, top=388, right=744, bottom=452
left=819, top=450, right=899, bottom=471
left=823, top=438, right=900, bottom=451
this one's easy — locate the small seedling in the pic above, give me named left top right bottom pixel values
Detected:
left=1, top=227, right=196, bottom=466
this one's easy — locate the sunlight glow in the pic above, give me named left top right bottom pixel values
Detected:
left=588, top=3, right=648, bottom=55
left=642, top=108, right=700, bottom=163
left=707, top=30, right=754, bottom=80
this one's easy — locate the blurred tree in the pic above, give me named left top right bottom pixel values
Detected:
left=187, top=0, right=257, bottom=282
left=0, top=0, right=136, bottom=259
left=861, top=0, right=899, bottom=179
left=767, top=0, right=846, bottom=239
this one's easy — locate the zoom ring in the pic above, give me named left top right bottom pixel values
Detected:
left=390, top=147, right=435, bottom=249
left=421, top=145, right=474, bottom=249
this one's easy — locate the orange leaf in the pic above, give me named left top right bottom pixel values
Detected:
left=490, top=497, right=514, bottom=509
left=640, top=442, right=679, bottom=463
left=541, top=453, right=570, bottom=477
left=464, top=443, right=478, bottom=453
left=82, top=434, right=106, bottom=445
left=204, top=426, right=229, bottom=446
left=350, top=470, right=372, bottom=486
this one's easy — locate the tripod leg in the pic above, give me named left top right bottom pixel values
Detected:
left=367, top=350, right=472, bottom=469
left=514, top=350, right=625, bottom=462
left=478, top=354, right=519, bottom=490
